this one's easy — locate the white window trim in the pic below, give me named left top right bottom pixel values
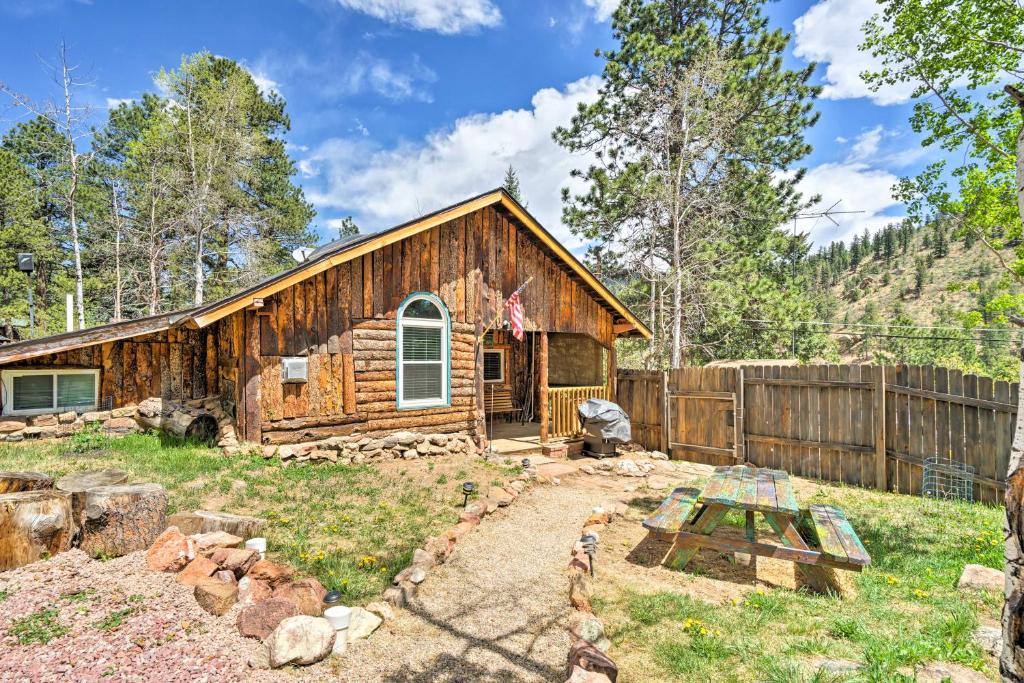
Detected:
left=483, top=348, right=505, bottom=384
left=396, top=293, right=450, bottom=410
left=0, top=368, right=100, bottom=417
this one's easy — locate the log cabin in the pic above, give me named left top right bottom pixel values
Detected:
left=0, top=189, right=650, bottom=451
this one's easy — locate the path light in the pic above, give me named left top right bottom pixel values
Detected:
left=462, top=481, right=475, bottom=508
left=581, top=533, right=598, bottom=577
left=323, top=590, right=343, bottom=608
left=521, top=458, right=531, bottom=469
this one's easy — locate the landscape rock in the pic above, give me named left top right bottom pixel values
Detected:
left=237, top=597, right=300, bottom=640
left=175, top=556, right=219, bottom=586
left=917, top=662, right=990, bottom=682
left=215, top=569, right=238, bottom=585
left=394, top=566, right=427, bottom=585
left=365, top=601, right=395, bottom=621
left=412, top=548, right=437, bottom=569
left=266, top=616, right=336, bottom=668
left=567, top=640, right=618, bottom=682
left=347, top=607, right=383, bottom=642
left=30, top=414, right=58, bottom=427
left=209, top=547, right=259, bottom=577
left=567, top=666, right=613, bottom=683
left=190, top=531, right=243, bottom=555
left=247, top=558, right=294, bottom=587
left=423, top=535, right=454, bottom=564
left=247, top=647, right=272, bottom=669
left=0, top=417, right=27, bottom=433
left=569, top=614, right=611, bottom=651
left=239, top=576, right=273, bottom=606
left=81, top=410, right=111, bottom=422
left=580, top=465, right=596, bottom=476
left=958, top=564, right=1003, bottom=593
left=291, top=577, right=327, bottom=616
left=194, top=576, right=238, bottom=615
left=146, top=526, right=195, bottom=572
left=973, top=625, right=1003, bottom=656
left=488, top=486, right=515, bottom=507
left=508, top=479, right=527, bottom=492
left=445, top=520, right=478, bottom=540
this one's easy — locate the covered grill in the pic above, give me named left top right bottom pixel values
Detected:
left=577, top=398, right=631, bottom=458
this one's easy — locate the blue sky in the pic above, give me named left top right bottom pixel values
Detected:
left=0, top=0, right=934, bottom=251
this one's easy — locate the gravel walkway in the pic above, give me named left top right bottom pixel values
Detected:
left=335, top=484, right=606, bottom=683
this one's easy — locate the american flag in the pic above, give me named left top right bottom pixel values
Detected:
left=503, top=283, right=527, bottom=341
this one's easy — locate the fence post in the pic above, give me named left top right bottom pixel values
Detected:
left=661, top=370, right=669, bottom=454
left=735, top=367, right=745, bottom=463
left=874, top=364, right=887, bottom=491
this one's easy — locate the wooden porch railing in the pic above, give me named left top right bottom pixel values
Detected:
left=548, top=384, right=611, bottom=438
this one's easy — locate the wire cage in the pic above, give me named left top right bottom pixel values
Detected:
left=922, top=456, right=975, bottom=502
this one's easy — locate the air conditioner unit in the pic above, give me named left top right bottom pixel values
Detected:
left=281, top=357, right=308, bottom=384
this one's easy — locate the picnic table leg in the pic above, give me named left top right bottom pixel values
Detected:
left=763, top=512, right=839, bottom=594
left=664, top=504, right=729, bottom=571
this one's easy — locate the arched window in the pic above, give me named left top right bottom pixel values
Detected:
left=396, top=293, right=450, bottom=409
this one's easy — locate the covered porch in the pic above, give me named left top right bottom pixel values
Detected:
left=481, top=328, right=614, bottom=454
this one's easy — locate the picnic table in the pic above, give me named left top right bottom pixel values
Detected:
left=643, top=465, right=870, bottom=591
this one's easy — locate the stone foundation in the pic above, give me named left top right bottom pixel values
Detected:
left=263, top=430, right=480, bottom=464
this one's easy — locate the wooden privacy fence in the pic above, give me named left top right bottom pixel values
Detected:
left=615, top=364, right=1018, bottom=504
left=547, top=384, right=612, bottom=438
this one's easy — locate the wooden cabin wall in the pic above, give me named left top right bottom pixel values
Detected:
left=1, top=326, right=223, bottom=409
left=247, top=205, right=615, bottom=445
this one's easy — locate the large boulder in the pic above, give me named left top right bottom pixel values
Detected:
left=175, top=556, right=219, bottom=586
left=291, top=578, right=327, bottom=617
left=146, top=526, right=195, bottom=572
left=239, top=576, right=273, bottom=606
left=190, top=531, right=242, bottom=555
left=266, top=616, right=335, bottom=668
left=237, top=597, right=299, bottom=640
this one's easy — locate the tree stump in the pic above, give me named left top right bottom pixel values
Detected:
left=0, top=490, right=74, bottom=570
left=167, top=509, right=266, bottom=539
left=79, top=483, right=168, bottom=558
left=136, top=397, right=218, bottom=445
left=55, top=469, right=129, bottom=529
left=0, top=471, right=54, bottom=494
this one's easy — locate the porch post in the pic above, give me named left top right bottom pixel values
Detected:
left=539, top=330, right=549, bottom=443
left=607, top=342, right=617, bottom=401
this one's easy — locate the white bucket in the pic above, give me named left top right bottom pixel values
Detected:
left=245, top=537, right=267, bottom=559
left=325, top=606, right=351, bottom=655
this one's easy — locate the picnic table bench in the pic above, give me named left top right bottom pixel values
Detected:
left=485, top=385, right=523, bottom=423
left=643, top=465, right=870, bottom=591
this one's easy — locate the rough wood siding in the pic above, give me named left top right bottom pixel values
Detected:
left=251, top=205, right=614, bottom=444
left=1, top=327, right=222, bottom=409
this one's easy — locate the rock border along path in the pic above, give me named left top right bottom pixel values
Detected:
left=335, top=483, right=607, bottom=683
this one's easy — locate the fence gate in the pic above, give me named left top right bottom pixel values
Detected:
left=615, top=370, right=666, bottom=452
left=666, top=367, right=744, bottom=466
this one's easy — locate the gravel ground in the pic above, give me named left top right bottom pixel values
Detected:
left=0, top=550, right=257, bottom=683
left=331, top=484, right=607, bottom=683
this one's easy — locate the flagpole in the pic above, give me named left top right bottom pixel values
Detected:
left=477, top=276, right=533, bottom=344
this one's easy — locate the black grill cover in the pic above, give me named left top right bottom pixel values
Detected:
left=577, top=398, right=631, bottom=444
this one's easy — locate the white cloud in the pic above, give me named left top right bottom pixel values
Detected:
left=584, top=0, right=618, bottom=21
left=301, top=76, right=603, bottom=249
left=335, top=0, right=501, bottom=34
left=848, top=125, right=883, bottom=161
left=343, top=53, right=436, bottom=102
left=793, top=0, right=916, bottom=105
left=793, top=162, right=903, bottom=245
left=105, top=97, right=134, bottom=109
left=249, top=70, right=280, bottom=96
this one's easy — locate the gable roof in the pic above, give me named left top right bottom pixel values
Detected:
left=187, top=188, right=651, bottom=337
left=0, top=189, right=651, bottom=365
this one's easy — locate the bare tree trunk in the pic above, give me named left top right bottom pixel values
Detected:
left=112, top=188, right=122, bottom=322
left=670, top=216, right=683, bottom=368
left=193, top=227, right=205, bottom=305
left=61, top=47, right=86, bottom=330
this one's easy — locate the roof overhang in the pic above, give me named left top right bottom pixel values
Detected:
left=188, top=189, right=652, bottom=338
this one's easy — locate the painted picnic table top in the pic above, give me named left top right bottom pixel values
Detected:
left=698, top=465, right=799, bottom=515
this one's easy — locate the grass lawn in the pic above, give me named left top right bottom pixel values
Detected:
left=0, top=430, right=520, bottom=604
left=593, top=481, right=1004, bottom=682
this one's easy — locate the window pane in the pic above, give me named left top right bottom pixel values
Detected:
left=404, top=298, right=442, bottom=319
left=483, top=351, right=502, bottom=381
left=13, top=375, right=53, bottom=411
left=403, top=363, right=443, bottom=402
left=57, top=374, right=96, bottom=410
left=403, top=326, right=442, bottom=361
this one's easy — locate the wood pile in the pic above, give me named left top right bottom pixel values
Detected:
left=0, top=469, right=167, bottom=570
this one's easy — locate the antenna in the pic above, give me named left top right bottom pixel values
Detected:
left=794, top=199, right=866, bottom=228
left=292, top=247, right=315, bottom=263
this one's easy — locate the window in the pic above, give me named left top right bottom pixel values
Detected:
left=1, top=369, right=99, bottom=416
left=397, top=293, right=450, bottom=409
left=483, top=349, right=505, bottom=383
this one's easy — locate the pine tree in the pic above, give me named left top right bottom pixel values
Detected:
left=502, top=165, right=526, bottom=206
